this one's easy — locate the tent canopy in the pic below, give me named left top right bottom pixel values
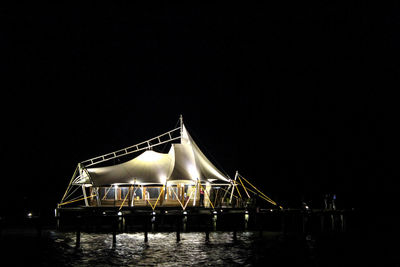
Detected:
left=84, top=125, right=230, bottom=186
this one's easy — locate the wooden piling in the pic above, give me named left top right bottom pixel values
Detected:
left=205, top=215, right=210, bottom=242
left=144, top=216, right=148, bottom=243
left=176, top=215, right=181, bottom=242
left=76, top=227, right=81, bottom=248
left=76, top=216, right=81, bottom=248
left=112, top=230, right=117, bottom=247
left=233, top=215, right=237, bottom=242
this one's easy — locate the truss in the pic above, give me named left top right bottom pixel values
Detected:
left=80, top=126, right=181, bottom=167
left=59, top=120, right=183, bottom=206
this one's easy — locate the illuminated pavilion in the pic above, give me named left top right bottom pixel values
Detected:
left=58, top=116, right=277, bottom=210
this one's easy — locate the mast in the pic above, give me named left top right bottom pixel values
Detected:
left=230, top=171, right=239, bottom=203
left=180, top=114, right=183, bottom=143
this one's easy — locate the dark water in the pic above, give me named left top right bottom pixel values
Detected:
left=1, top=229, right=371, bottom=266
left=51, top=232, right=257, bottom=266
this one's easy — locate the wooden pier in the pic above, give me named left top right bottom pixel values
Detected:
left=55, top=207, right=356, bottom=247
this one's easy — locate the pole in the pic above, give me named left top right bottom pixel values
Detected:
left=112, top=220, right=117, bottom=248
left=229, top=171, right=238, bottom=204
left=176, top=215, right=181, bottom=242
left=144, top=215, right=148, bottom=243
left=238, top=175, right=250, bottom=199
left=233, top=215, right=237, bottom=242
left=205, top=215, right=210, bottom=242
left=60, top=165, right=79, bottom=205
left=76, top=215, right=81, bottom=248
left=180, top=114, right=183, bottom=143
left=79, top=164, right=89, bottom=207
left=193, top=180, right=198, bottom=207
left=222, top=184, right=231, bottom=206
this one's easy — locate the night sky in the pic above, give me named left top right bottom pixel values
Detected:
left=1, top=3, right=399, bottom=215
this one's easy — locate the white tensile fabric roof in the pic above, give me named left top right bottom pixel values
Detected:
left=85, top=125, right=230, bottom=186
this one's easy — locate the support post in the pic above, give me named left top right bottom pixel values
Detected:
left=193, top=180, right=198, bottom=207
left=229, top=171, right=239, bottom=204
left=76, top=216, right=81, bottom=248
left=76, top=228, right=81, bottom=248
left=176, top=215, right=181, bottom=242
left=144, top=215, right=148, bottom=243
left=112, top=226, right=117, bottom=248
left=222, top=184, right=231, bottom=206
left=81, top=185, right=89, bottom=207
left=60, top=165, right=79, bottom=205
left=233, top=218, right=237, bottom=242
left=95, top=187, right=101, bottom=206
left=180, top=114, right=183, bottom=142
left=205, top=220, right=210, bottom=242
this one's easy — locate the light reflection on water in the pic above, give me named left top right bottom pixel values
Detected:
left=50, top=231, right=257, bottom=266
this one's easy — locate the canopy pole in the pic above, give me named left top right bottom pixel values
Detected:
left=119, top=186, right=131, bottom=210
left=131, top=186, right=139, bottom=207
left=183, top=186, right=196, bottom=210
left=222, top=184, right=231, bottom=204
left=152, top=186, right=165, bottom=210
left=59, top=165, right=79, bottom=206
left=58, top=194, right=97, bottom=206
left=171, top=187, right=185, bottom=210
left=94, top=187, right=101, bottom=206
left=238, top=175, right=251, bottom=198
left=236, top=182, right=276, bottom=205
left=63, top=185, right=82, bottom=204
left=213, top=188, right=220, bottom=208
left=130, top=180, right=136, bottom=207
left=219, top=186, right=239, bottom=200
left=81, top=185, right=89, bottom=206
left=229, top=171, right=238, bottom=204
left=193, top=180, right=198, bottom=206
left=239, top=174, right=278, bottom=206
left=180, top=114, right=183, bottom=143
left=198, top=180, right=214, bottom=209
left=102, top=185, right=113, bottom=200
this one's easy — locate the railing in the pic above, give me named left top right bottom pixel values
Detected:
left=80, top=127, right=181, bottom=167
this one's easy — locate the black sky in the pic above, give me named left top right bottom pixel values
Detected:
left=1, top=2, right=399, bottom=213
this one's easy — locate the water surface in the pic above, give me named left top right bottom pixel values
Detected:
left=2, top=229, right=365, bottom=266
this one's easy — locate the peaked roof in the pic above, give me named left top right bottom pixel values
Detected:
left=83, top=124, right=230, bottom=186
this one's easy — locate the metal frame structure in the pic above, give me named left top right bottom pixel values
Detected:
left=58, top=116, right=278, bottom=210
